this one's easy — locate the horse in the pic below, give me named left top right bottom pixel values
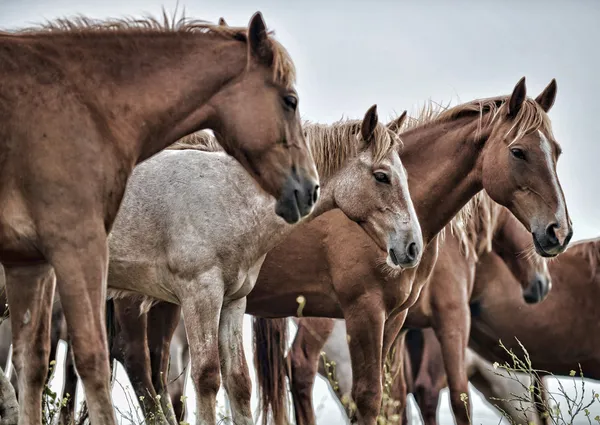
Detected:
left=250, top=78, right=572, bottom=425
left=465, top=237, right=600, bottom=425
left=105, top=104, right=421, bottom=425
left=285, top=194, right=551, bottom=425
left=400, top=237, right=600, bottom=425
left=0, top=11, right=317, bottom=425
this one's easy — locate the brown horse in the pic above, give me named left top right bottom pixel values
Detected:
left=249, top=77, right=571, bottom=425
left=397, top=238, right=551, bottom=425
left=401, top=237, right=600, bottom=425
left=466, top=237, right=600, bottom=425
left=99, top=78, right=571, bottom=425
left=0, top=11, right=317, bottom=425
left=286, top=195, right=551, bottom=425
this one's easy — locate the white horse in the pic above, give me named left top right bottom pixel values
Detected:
left=106, top=105, right=423, bottom=425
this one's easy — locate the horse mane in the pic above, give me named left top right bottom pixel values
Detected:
left=564, top=237, right=600, bottom=278
left=167, top=131, right=223, bottom=153
left=438, top=96, right=554, bottom=145
left=4, top=10, right=296, bottom=89
left=304, top=118, right=400, bottom=180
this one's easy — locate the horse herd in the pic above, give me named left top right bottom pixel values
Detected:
left=0, top=8, right=588, bottom=425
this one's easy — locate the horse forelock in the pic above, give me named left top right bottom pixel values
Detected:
left=5, top=9, right=296, bottom=89
left=304, top=118, right=400, bottom=180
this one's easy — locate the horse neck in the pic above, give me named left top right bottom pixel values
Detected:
left=400, top=116, right=485, bottom=244
left=24, top=32, right=247, bottom=162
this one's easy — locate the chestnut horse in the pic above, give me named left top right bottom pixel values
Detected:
left=398, top=237, right=600, bottom=425
left=286, top=194, right=551, bottom=425
left=251, top=78, right=572, bottom=425
left=466, top=237, right=600, bottom=425
left=0, top=12, right=317, bottom=425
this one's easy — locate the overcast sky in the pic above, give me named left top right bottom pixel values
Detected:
left=2, top=0, right=599, bottom=423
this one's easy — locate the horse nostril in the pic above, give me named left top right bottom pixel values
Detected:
left=545, top=223, right=559, bottom=245
left=389, top=248, right=399, bottom=266
left=312, top=184, right=320, bottom=205
left=407, top=242, right=419, bottom=261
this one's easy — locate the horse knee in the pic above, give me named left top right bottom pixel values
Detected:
left=192, top=361, right=220, bottom=396
left=71, top=346, right=110, bottom=387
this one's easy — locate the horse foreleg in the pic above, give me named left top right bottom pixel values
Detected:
left=4, top=263, right=55, bottom=425
left=147, top=302, right=182, bottom=425
left=48, top=229, right=117, bottom=425
left=114, top=297, right=169, bottom=424
left=288, top=318, right=336, bottom=425
left=345, top=301, right=385, bottom=425
left=433, top=304, right=471, bottom=425
left=180, top=273, right=223, bottom=425
left=381, top=312, right=408, bottom=419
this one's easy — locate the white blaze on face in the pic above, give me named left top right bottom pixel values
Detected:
left=538, top=130, right=566, bottom=227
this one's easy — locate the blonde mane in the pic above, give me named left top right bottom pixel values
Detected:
left=4, top=11, right=296, bottom=89
left=564, top=237, right=600, bottom=278
left=304, top=118, right=400, bottom=180
left=167, top=131, right=222, bottom=153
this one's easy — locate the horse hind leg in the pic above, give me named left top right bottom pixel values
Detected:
left=147, top=301, right=182, bottom=425
left=113, top=297, right=169, bottom=425
left=218, top=296, right=252, bottom=425
left=289, top=318, right=336, bottom=425
left=4, top=263, right=56, bottom=425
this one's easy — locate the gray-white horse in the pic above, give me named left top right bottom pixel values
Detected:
left=106, top=104, right=423, bottom=425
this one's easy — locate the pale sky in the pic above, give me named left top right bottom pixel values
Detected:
left=1, top=0, right=599, bottom=424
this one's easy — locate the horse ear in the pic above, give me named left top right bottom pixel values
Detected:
left=508, top=77, right=527, bottom=117
left=387, top=110, right=407, bottom=134
left=247, top=12, right=274, bottom=67
left=218, top=17, right=228, bottom=26
left=535, top=79, right=557, bottom=113
left=361, top=104, right=379, bottom=143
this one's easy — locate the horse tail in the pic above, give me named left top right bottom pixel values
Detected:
left=253, top=317, right=290, bottom=425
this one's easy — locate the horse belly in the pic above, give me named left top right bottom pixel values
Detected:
left=107, top=260, right=179, bottom=305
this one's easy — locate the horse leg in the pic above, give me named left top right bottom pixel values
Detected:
left=60, top=343, right=79, bottom=425
left=4, top=263, right=55, bottom=425
left=345, top=302, right=385, bottom=425
left=381, top=312, right=408, bottom=419
left=180, top=274, right=223, bottom=425
left=433, top=305, right=471, bottom=425
left=47, top=228, right=117, bottom=425
left=288, top=318, right=336, bottom=425
left=218, top=297, right=252, bottom=425
left=113, top=298, right=168, bottom=424
left=169, top=329, right=189, bottom=423
left=147, top=302, right=182, bottom=425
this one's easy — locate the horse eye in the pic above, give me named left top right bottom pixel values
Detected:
left=283, top=95, right=298, bottom=111
left=510, top=148, right=526, bottom=160
left=373, top=172, right=390, bottom=184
